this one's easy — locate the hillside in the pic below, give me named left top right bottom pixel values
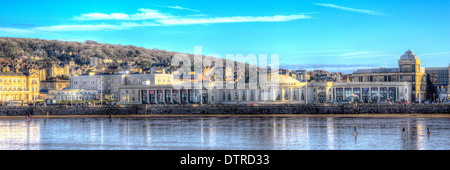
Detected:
left=0, top=37, right=182, bottom=66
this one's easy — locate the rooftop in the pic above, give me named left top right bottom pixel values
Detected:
left=0, top=71, right=28, bottom=76
left=353, top=67, right=399, bottom=74
left=400, top=50, right=419, bottom=60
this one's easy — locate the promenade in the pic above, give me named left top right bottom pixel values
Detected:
left=0, top=103, right=449, bottom=116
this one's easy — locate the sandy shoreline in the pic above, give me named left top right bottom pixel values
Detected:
left=1, top=113, right=449, bottom=119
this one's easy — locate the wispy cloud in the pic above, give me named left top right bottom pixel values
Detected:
left=157, top=14, right=311, bottom=25
left=74, top=8, right=172, bottom=20
left=279, top=64, right=377, bottom=73
left=418, top=51, right=450, bottom=57
left=314, top=3, right=385, bottom=15
left=0, top=27, right=35, bottom=34
left=1, top=8, right=313, bottom=33
left=165, top=6, right=200, bottom=12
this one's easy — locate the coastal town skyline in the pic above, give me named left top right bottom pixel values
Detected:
left=1, top=0, right=449, bottom=73
left=0, top=0, right=450, bottom=154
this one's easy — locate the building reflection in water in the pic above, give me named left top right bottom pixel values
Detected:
left=326, top=117, right=334, bottom=150
left=0, top=120, right=40, bottom=150
left=415, top=119, right=425, bottom=150
left=0, top=116, right=448, bottom=150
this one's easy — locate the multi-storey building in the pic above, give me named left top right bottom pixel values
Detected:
left=40, top=80, right=70, bottom=90
left=351, top=50, right=427, bottom=102
left=69, top=71, right=173, bottom=101
left=425, top=67, right=449, bottom=101
left=0, top=66, right=40, bottom=105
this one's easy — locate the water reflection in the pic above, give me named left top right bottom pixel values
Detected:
left=0, top=120, right=40, bottom=150
left=0, top=116, right=449, bottom=150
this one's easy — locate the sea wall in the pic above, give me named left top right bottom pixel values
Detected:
left=145, top=104, right=450, bottom=115
left=0, top=103, right=449, bottom=116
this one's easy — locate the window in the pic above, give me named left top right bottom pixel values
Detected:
left=369, top=76, right=373, bottom=82
left=412, top=64, right=415, bottom=72
left=399, top=65, right=403, bottom=72
left=400, top=75, right=403, bottom=81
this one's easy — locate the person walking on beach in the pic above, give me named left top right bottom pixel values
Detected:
left=353, top=125, right=358, bottom=136
left=402, top=127, right=407, bottom=139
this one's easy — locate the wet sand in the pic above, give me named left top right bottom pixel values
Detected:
left=1, top=113, right=450, bottom=119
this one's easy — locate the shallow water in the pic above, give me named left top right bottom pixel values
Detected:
left=0, top=116, right=448, bottom=150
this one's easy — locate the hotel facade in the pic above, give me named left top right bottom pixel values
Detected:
left=0, top=67, right=40, bottom=105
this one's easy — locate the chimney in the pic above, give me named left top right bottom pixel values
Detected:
left=15, top=68, right=19, bottom=73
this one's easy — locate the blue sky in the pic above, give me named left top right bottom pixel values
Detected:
left=1, top=0, right=449, bottom=73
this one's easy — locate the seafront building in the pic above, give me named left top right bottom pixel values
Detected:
left=116, top=50, right=449, bottom=105
left=62, top=50, right=449, bottom=105
left=116, top=73, right=412, bottom=105
left=69, top=69, right=173, bottom=101
left=0, top=66, right=40, bottom=105
left=350, top=50, right=427, bottom=102
left=425, top=67, right=449, bottom=102
left=47, top=89, right=98, bottom=101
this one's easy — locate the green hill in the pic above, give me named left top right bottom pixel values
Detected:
left=0, top=37, right=181, bottom=66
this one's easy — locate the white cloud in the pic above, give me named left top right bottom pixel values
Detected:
left=157, top=14, right=311, bottom=25
left=418, top=51, right=450, bottom=57
left=0, top=8, right=312, bottom=34
left=0, top=27, right=35, bottom=34
left=33, top=22, right=161, bottom=32
left=165, top=6, right=200, bottom=12
left=34, top=24, right=124, bottom=31
left=74, top=8, right=172, bottom=20
left=314, top=3, right=385, bottom=15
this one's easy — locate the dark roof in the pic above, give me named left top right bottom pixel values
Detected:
left=353, top=68, right=399, bottom=74
left=0, top=72, right=28, bottom=76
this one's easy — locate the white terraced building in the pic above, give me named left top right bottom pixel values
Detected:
left=117, top=73, right=412, bottom=104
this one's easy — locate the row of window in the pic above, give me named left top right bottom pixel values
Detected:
left=50, top=92, right=96, bottom=95
left=73, top=79, right=121, bottom=85
left=355, top=75, right=424, bottom=82
left=399, top=64, right=417, bottom=73
left=0, top=78, right=27, bottom=83
left=0, top=85, right=27, bottom=91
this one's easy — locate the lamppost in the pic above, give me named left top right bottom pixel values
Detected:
left=100, top=75, right=103, bottom=106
